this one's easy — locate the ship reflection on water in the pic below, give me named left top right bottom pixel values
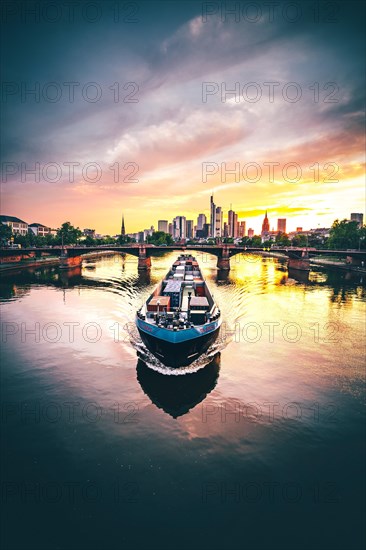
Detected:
left=136, top=353, right=221, bottom=418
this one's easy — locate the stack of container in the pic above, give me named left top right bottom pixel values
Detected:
left=147, top=296, right=171, bottom=312
left=163, top=280, right=183, bottom=308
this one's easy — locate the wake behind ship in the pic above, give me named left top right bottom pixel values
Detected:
left=136, top=254, right=221, bottom=367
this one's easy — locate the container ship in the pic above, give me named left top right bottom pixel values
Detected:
left=136, top=254, right=221, bottom=367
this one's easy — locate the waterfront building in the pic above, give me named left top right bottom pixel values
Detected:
left=29, top=223, right=52, bottom=237
left=0, top=215, right=28, bottom=236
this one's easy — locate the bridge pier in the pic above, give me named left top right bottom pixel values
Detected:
left=216, top=245, right=231, bottom=271
left=138, top=245, right=151, bottom=270
left=60, top=253, right=82, bottom=269
left=288, top=250, right=310, bottom=271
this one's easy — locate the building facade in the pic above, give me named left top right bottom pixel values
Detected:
left=210, top=195, right=216, bottom=238
left=238, top=221, right=246, bottom=238
left=0, top=215, right=28, bottom=236
left=277, top=218, right=287, bottom=233
left=173, top=216, right=186, bottom=240
left=29, top=223, right=52, bottom=237
left=197, top=213, right=206, bottom=231
left=158, top=220, right=168, bottom=233
left=215, top=207, right=223, bottom=237
left=261, top=211, right=270, bottom=234
left=83, top=228, right=96, bottom=238
left=351, top=213, right=363, bottom=227
left=185, top=220, right=194, bottom=239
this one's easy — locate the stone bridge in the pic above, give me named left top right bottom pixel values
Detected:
left=0, top=244, right=365, bottom=271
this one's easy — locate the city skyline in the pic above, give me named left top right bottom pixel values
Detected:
left=2, top=194, right=365, bottom=237
left=1, top=2, right=364, bottom=235
left=2, top=206, right=363, bottom=241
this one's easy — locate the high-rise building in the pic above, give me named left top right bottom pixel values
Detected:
left=351, top=213, right=363, bottom=227
left=261, top=211, right=270, bottom=234
left=197, top=213, right=206, bottom=230
left=233, top=212, right=238, bottom=238
left=168, top=223, right=173, bottom=236
left=228, top=209, right=234, bottom=237
left=277, top=218, right=286, bottom=233
left=203, top=223, right=210, bottom=237
left=173, top=216, right=186, bottom=239
left=158, top=220, right=168, bottom=233
left=238, top=221, right=246, bottom=237
left=248, top=228, right=254, bottom=238
left=210, top=195, right=216, bottom=238
left=215, top=206, right=223, bottom=237
left=186, top=220, right=194, bottom=239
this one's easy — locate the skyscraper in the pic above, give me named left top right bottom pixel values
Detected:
left=239, top=221, right=246, bottom=237
left=233, top=212, right=238, bottom=238
left=158, top=220, right=168, bottom=233
left=186, top=220, right=194, bottom=239
left=197, top=213, right=206, bottom=230
left=173, top=216, right=186, bottom=239
left=277, top=218, right=286, bottom=233
left=210, top=195, right=216, bottom=238
left=215, top=206, right=223, bottom=237
left=228, top=208, right=234, bottom=237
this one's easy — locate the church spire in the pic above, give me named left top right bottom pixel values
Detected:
left=262, top=210, right=269, bottom=234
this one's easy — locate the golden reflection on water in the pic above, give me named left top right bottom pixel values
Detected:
left=1, top=252, right=365, bottom=437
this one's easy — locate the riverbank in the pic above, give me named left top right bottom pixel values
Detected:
left=258, top=251, right=366, bottom=274
left=0, top=251, right=118, bottom=274
left=310, top=257, right=366, bottom=274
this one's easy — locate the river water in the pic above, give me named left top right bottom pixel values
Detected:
left=1, top=252, right=365, bottom=550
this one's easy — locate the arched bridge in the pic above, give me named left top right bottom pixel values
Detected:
left=0, top=244, right=365, bottom=271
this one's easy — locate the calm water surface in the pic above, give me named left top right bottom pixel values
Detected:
left=1, top=252, right=365, bottom=550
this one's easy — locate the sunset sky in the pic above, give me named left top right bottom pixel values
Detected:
left=1, top=0, right=365, bottom=234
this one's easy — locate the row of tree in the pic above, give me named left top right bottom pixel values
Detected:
left=236, top=219, right=365, bottom=250
left=1, top=219, right=365, bottom=250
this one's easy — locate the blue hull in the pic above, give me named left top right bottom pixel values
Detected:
left=136, top=317, right=221, bottom=367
